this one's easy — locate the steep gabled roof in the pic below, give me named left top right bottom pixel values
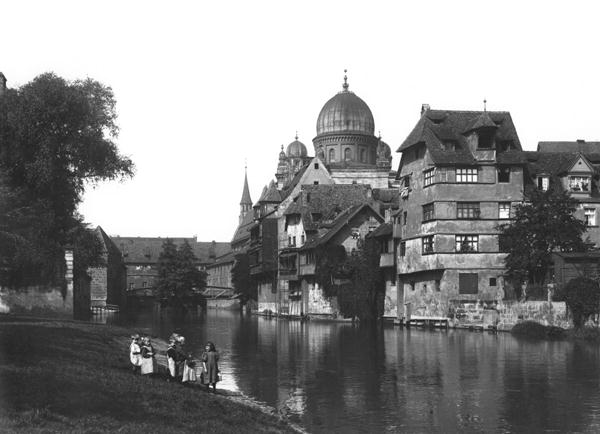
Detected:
left=538, top=141, right=600, bottom=154
left=525, top=151, right=579, bottom=176
left=397, top=109, right=522, bottom=166
left=369, top=222, right=392, bottom=238
left=301, top=203, right=384, bottom=250
left=111, top=236, right=229, bottom=264
left=231, top=210, right=254, bottom=245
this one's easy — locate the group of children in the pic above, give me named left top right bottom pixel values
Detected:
left=129, top=333, right=220, bottom=392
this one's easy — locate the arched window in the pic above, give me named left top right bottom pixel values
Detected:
left=329, top=148, right=336, bottom=162
left=344, top=148, right=352, bottom=161
left=360, top=149, right=366, bottom=163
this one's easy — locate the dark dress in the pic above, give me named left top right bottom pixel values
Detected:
left=201, top=351, right=219, bottom=384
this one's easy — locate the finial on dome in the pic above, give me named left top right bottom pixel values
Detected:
left=245, top=158, right=247, bottom=171
left=342, top=69, right=349, bottom=91
left=295, top=131, right=298, bottom=141
left=281, top=144, right=284, bottom=151
left=483, top=98, right=487, bottom=112
left=378, top=130, right=382, bottom=139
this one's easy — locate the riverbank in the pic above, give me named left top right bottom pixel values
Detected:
left=511, top=320, right=600, bottom=341
left=0, top=316, right=303, bottom=433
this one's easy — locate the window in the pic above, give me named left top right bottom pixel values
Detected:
left=128, top=283, right=134, bottom=290
left=585, top=208, right=596, bottom=226
left=456, top=235, right=478, bottom=252
left=422, top=235, right=434, bottom=254
left=403, top=175, right=411, bottom=188
left=344, top=148, right=352, bottom=161
left=435, top=280, right=441, bottom=292
left=313, top=181, right=319, bottom=185
left=457, top=202, right=480, bottom=219
left=329, top=148, right=336, bottom=162
left=499, top=202, right=511, bottom=219
left=293, top=236, right=296, bottom=246
left=301, top=234, right=305, bottom=244
left=424, top=168, right=435, bottom=186
left=538, top=176, right=549, bottom=191
left=498, top=167, right=510, bottom=183
left=402, top=211, right=408, bottom=226
left=142, top=281, right=147, bottom=288
left=314, top=163, right=319, bottom=169
left=400, top=241, right=406, bottom=257
left=410, top=281, right=416, bottom=291
left=456, top=167, right=478, bottom=183
left=459, top=273, right=478, bottom=295
left=442, top=140, right=457, bottom=151
left=489, top=277, right=497, bottom=287
left=478, top=130, right=494, bottom=148
left=423, top=203, right=435, bottom=221
left=569, top=176, right=590, bottom=191
left=360, top=149, right=366, bottom=162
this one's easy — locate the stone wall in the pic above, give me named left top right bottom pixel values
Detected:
left=89, top=266, right=108, bottom=307
left=448, top=300, right=570, bottom=330
left=0, top=286, right=73, bottom=317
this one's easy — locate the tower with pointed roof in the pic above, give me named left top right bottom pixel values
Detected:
left=239, top=165, right=253, bottom=224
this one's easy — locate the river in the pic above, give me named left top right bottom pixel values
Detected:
left=97, top=308, right=600, bottom=433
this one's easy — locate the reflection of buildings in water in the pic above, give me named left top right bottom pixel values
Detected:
left=283, top=387, right=307, bottom=416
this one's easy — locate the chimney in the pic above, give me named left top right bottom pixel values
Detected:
left=421, top=104, right=430, bottom=115
left=0, top=72, right=6, bottom=97
left=209, top=240, right=216, bottom=259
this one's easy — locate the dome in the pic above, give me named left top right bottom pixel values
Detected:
left=286, top=137, right=307, bottom=157
left=316, top=75, right=375, bottom=136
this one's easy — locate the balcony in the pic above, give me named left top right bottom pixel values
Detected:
left=280, top=268, right=299, bottom=280
left=379, top=253, right=395, bottom=268
left=299, top=263, right=316, bottom=276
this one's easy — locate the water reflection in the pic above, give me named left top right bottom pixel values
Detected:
left=110, top=308, right=600, bottom=433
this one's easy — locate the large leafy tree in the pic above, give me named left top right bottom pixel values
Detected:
left=499, top=187, right=588, bottom=291
left=156, top=240, right=206, bottom=305
left=315, top=239, right=385, bottom=322
left=231, top=253, right=256, bottom=305
left=0, top=73, right=133, bottom=286
left=563, top=277, right=600, bottom=329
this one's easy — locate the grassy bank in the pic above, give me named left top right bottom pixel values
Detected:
left=0, top=316, right=300, bottom=433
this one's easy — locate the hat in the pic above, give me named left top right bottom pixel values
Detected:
left=131, top=334, right=140, bottom=340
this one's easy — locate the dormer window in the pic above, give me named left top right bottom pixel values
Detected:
left=537, top=176, right=549, bottom=191
left=478, top=130, right=495, bottom=149
left=441, top=140, right=458, bottom=151
left=569, top=176, right=590, bottom=192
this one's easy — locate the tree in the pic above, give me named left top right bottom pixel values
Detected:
left=315, top=238, right=385, bottom=323
left=156, top=240, right=206, bottom=306
left=563, top=277, right=600, bottom=329
left=231, top=253, right=256, bottom=305
left=499, top=187, right=587, bottom=294
left=0, top=73, right=134, bottom=286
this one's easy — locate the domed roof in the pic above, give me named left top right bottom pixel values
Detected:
left=286, top=134, right=307, bottom=157
left=316, top=73, right=375, bottom=136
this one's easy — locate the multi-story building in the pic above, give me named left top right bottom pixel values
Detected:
left=394, top=105, right=526, bottom=319
left=112, top=236, right=229, bottom=295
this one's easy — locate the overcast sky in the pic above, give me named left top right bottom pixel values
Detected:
left=2, top=1, right=599, bottom=243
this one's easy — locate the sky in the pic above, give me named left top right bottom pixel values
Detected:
left=2, top=1, right=600, bottom=242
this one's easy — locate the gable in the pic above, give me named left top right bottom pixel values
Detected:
left=569, top=155, right=594, bottom=174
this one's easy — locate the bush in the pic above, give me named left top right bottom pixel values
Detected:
left=511, top=321, right=566, bottom=340
left=563, top=277, right=600, bottom=329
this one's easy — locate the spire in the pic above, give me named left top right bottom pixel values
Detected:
left=342, top=69, right=349, bottom=91
left=240, top=165, right=252, bottom=206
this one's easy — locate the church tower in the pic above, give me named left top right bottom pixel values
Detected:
left=239, top=165, right=253, bottom=224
